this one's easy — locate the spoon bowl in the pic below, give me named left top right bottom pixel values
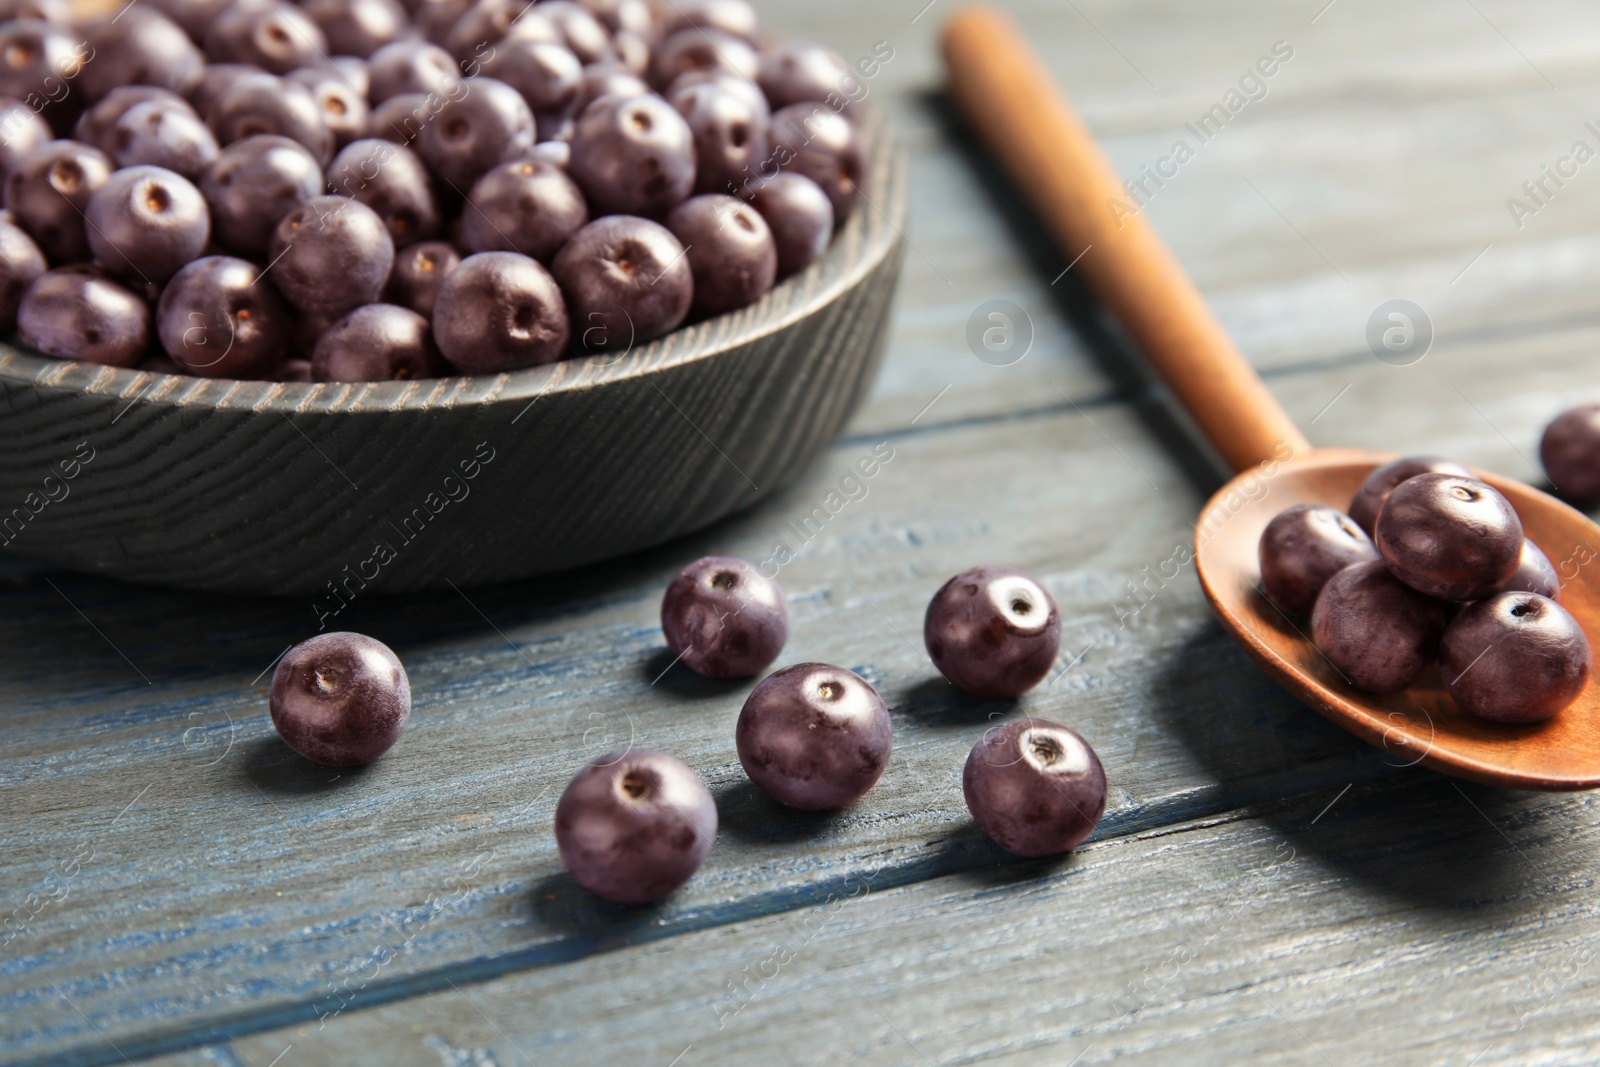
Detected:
left=1196, top=449, right=1600, bottom=790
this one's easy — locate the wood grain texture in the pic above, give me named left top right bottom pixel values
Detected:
left=4, top=0, right=1600, bottom=1063
left=0, top=133, right=904, bottom=596
left=150, top=774, right=1600, bottom=1067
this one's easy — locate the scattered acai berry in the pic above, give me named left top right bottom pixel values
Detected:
left=1440, top=592, right=1590, bottom=723
left=1347, top=455, right=1472, bottom=535
left=924, top=565, right=1060, bottom=699
left=1257, top=503, right=1377, bottom=616
left=554, top=748, right=717, bottom=904
left=1311, top=559, right=1451, bottom=693
left=963, top=717, right=1106, bottom=857
left=735, top=663, right=892, bottom=810
left=269, top=631, right=410, bottom=767
left=1374, top=473, right=1523, bottom=601
left=1541, top=404, right=1600, bottom=506
left=659, top=555, right=787, bottom=678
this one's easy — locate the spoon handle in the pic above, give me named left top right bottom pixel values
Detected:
left=942, top=5, right=1310, bottom=473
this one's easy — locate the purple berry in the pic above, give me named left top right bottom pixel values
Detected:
left=757, top=41, right=857, bottom=114
left=744, top=172, right=831, bottom=277
left=432, top=250, right=569, bottom=371
left=480, top=38, right=582, bottom=140
left=5, top=139, right=112, bottom=263
left=669, top=77, right=769, bottom=196
left=75, top=85, right=188, bottom=154
left=300, top=0, right=408, bottom=57
left=415, top=76, right=535, bottom=190
left=85, top=165, right=209, bottom=283
left=204, top=4, right=328, bottom=75
left=367, top=91, right=434, bottom=144
left=109, top=99, right=220, bottom=179
left=1257, top=504, right=1377, bottom=615
left=142, top=0, right=231, bottom=43
left=658, top=0, right=758, bottom=43
left=157, top=255, right=291, bottom=378
left=550, top=214, right=690, bottom=352
left=535, top=0, right=611, bottom=65
left=0, top=213, right=45, bottom=332
left=924, top=565, right=1060, bottom=699
left=554, top=748, right=717, bottom=904
left=578, top=62, right=649, bottom=112
left=186, top=63, right=262, bottom=120
left=276, top=357, right=314, bottom=381
left=366, top=39, right=460, bottom=103
left=0, top=94, right=51, bottom=178
left=568, top=92, right=695, bottom=217
left=443, top=0, right=539, bottom=61
left=313, top=303, right=443, bottom=381
left=1541, top=404, right=1600, bottom=505
left=650, top=28, right=757, bottom=88
left=660, top=555, right=787, bottom=678
left=200, top=134, right=324, bottom=257
left=78, top=8, right=204, bottom=102
left=1374, top=473, right=1523, bottom=601
left=207, top=71, right=334, bottom=165
left=665, top=193, right=775, bottom=318
left=269, top=631, right=410, bottom=767
left=963, top=718, right=1106, bottom=857
left=1311, top=560, right=1451, bottom=693
left=385, top=238, right=459, bottom=318
left=414, top=0, right=474, bottom=46
left=1496, top=539, right=1561, bottom=600
left=0, top=20, right=87, bottom=118
left=1347, top=454, right=1471, bottom=535
left=286, top=67, right=371, bottom=152
left=770, top=102, right=866, bottom=217
left=18, top=266, right=150, bottom=367
left=460, top=158, right=588, bottom=261
left=735, top=663, right=892, bottom=811
left=267, top=195, right=396, bottom=320
left=1440, top=592, right=1591, bottom=723
left=326, top=138, right=441, bottom=248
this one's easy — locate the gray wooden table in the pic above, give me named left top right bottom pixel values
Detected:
left=7, top=0, right=1600, bottom=1063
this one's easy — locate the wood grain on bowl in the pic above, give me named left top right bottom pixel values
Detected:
left=0, top=125, right=906, bottom=597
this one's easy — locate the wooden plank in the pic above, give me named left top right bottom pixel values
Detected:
left=5, top=313, right=1597, bottom=1064
left=156, top=773, right=1600, bottom=1067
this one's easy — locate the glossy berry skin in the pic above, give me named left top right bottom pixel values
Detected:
left=924, top=565, right=1060, bottom=699
left=301, top=0, right=408, bottom=57
left=186, top=63, right=261, bottom=121
left=579, top=63, right=649, bottom=112
left=415, top=77, right=535, bottom=190
left=85, top=165, right=209, bottom=283
left=0, top=214, right=45, bottom=332
left=0, top=20, right=85, bottom=113
left=1375, top=473, right=1524, bottom=601
left=77, top=8, right=204, bottom=103
left=480, top=39, right=583, bottom=140
left=1496, top=539, right=1561, bottom=600
left=1257, top=504, right=1378, bottom=616
left=735, top=663, right=891, bottom=811
left=744, top=172, right=832, bottom=277
left=443, top=0, right=542, bottom=61
left=4, top=140, right=112, bottom=264
left=554, top=748, right=717, bottom=904
left=461, top=158, right=588, bottom=261
left=650, top=28, right=758, bottom=88
left=157, top=255, right=291, bottom=378
left=207, top=72, right=335, bottom=165
left=367, top=92, right=433, bottom=145
left=286, top=68, right=370, bottom=152
left=1541, top=404, right=1600, bottom=506
left=74, top=86, right=187, bottom=155
left=667, top=78, right=768, bottom=197
left=267, top=195, right=396, bottom=320
left=0, top=95, right=51, bottom=177
left=385, top=238, right=459, bottom=318
left=1311, top=560, right=1451, bottom=694
left=659, top=0, right=758, bottom=42
left=659, top=555, right=787, bottom=678
left=313, top=303, right=443, bottom=382
left=18, top=267, right=150, bottom=367
left=1440, top=593, right=1591, bottom=723
left=326, top=138, right=440, bottom=248
left=1348, top=454, right=1471, bottom=535
left=109, top=99, right=220, bottom=179
left=535, top=0, right=611, bottom=65
left=366, top=39, right=460, bottom=103
left=568, top=93, right=695, bottom=217
left=758, top=42, right=857, bottom=114
left=666, top=193, right=774, bottom=318
left=770, top=102, right=867, bottom=217
left=203, top=4, right=328, bottom=75
left=200, top=134, right=324, bottom=257
left=550, top=215, right=690, bottom=352
left=963, top=718, right=1106, bottom=857
left=432, top=251, right=569, bottom=371
left=269, top=632, right=410, bottom=767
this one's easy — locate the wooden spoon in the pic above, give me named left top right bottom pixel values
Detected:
left=943, top=5, right=1600, bottom=790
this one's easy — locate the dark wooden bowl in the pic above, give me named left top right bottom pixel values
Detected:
left=0, top=131, right=906, bottom=597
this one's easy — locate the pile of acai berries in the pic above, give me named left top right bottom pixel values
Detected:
left=0, top=0, right=872, bottom=381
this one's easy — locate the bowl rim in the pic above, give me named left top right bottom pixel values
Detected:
left=0, top=116, right=904, bottom=415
